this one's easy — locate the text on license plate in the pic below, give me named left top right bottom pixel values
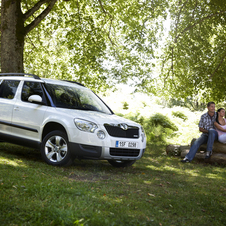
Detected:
left=116, top=141, right=138, bottom=148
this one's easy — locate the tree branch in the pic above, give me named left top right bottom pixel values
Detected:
left=97, top=0, right=122, bottom=62
left=98, top=0, right=108, bottom=14
left=209, top=51, right=226, bottom=79
left=24, top=0, right=58, bottom=36
left=97, top=0, right=114, bottom=42
left=23, top=0, right=50, bottom=20
left=166, top=0, right=189, bottom=81
left=174, top=0, right=189, bottom=43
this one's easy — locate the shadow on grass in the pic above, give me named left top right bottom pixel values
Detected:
left=0, top=142, right=42, bottom=162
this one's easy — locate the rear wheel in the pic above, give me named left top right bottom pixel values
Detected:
left=108, top=160, right=136, bottom=167
left=41, top=130, right=73, bottom=166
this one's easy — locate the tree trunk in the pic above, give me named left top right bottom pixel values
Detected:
left=191, top=138, right=226, bottom=154
left=166, top=144, right=190, bottom=156
left=1, top=0, right=25, bottom=73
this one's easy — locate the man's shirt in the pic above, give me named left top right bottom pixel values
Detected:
left=199, top=112, right=217, bottom=131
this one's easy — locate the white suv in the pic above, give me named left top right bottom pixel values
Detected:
left=0, top=73, right=146, bottom=167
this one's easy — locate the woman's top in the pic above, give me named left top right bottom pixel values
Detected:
left=216, top=118, right=226, bottom=136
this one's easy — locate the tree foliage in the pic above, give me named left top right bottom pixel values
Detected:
left=19, top=0, right=168, bottom=92
left=159, top=0, right=226, bottom=102
left=3, top=0, right=225, bottom=99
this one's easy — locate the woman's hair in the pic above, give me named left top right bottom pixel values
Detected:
left=216, top=108, right=225, bottom=125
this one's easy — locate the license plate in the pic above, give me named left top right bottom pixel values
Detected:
left=115, top=141, right=138, bottom=148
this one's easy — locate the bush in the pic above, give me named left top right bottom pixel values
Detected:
left=148, top=113, right=178, bottom=131
left=143, top=113, right=178, bottom=144
left=172, top=111, right=188, bottom=121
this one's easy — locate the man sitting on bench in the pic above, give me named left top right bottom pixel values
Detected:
left=181, top=102, right=218, bottom=163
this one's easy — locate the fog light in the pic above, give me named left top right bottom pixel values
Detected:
left=97, top=130, right=105, bottom=139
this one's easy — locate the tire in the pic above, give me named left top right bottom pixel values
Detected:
left=41, top=130, right=73, bottom=166
left=108, top=160, right=136, bottom=167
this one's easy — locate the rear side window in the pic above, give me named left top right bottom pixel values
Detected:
left=21, top=81, right=44, bottom=102
left=0, top=80, right=20, bottom=99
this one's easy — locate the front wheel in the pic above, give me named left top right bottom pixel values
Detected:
left=41, top=130, right=73, bottom=166
left=108, top=160, right=136, bottom=167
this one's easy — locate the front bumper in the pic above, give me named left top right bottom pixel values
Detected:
left=69, top=142, right=145, bottom=160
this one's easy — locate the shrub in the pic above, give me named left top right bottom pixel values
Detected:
left=148, top=113, right=178, bottom=131
left=172, top=111, right=188, bottom=121
left=143, top=113, right=178, bottom=144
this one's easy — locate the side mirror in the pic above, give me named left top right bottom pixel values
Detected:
left=28, top=95, right=43, bottom=104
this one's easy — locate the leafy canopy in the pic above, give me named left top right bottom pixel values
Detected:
left=158, top=0, right=226, bottom=102
left=22, top=0, right=168, bottom=93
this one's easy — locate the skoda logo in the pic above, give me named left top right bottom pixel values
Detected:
left=120, top=123, right=128, bottom=130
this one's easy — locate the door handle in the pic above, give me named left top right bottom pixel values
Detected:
left=14, top=107, right=19, bottom=111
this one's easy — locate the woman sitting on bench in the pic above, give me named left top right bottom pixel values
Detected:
left=214, top=108, right=226, bottom=144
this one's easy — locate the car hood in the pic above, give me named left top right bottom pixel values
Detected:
left=56, top=108, right=140, bottom=127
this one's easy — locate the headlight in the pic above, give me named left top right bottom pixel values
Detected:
left=74, top=119, right=98, bottom=133
left=141, top=126, right=145, bottom=133
left=141, top=126, right=146, bottom=142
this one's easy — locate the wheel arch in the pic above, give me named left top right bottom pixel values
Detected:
left=42, top=122, right=68, bottom=141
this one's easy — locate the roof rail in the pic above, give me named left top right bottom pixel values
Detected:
left=62, top=80, right=85, bottom=87
left=0, top=73, right=41, bottom=80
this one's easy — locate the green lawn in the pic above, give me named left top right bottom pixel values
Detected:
left=0, top=142, right=226, bottom=226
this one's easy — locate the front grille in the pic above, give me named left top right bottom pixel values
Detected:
left=110, top=148, right=140, bottom=157
left=104, top=124, right=139, bottom=138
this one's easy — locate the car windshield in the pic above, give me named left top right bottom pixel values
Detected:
left=44, top=83, right=112, bottom=114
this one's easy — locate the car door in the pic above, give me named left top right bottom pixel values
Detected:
left=0, top=79, right=21, bottom=135
left=11, top=81, right=48, bottom=141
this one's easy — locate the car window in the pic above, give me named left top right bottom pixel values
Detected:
left=0, top=80, right=20, bottom=99
left=45, top=83, right=112, bottom=114
left=21, top=81, right=44, bottom=102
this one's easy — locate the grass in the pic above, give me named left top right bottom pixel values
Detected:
left=1, top=142, right=226, bottom=226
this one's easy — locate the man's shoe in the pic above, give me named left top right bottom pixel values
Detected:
left=204, top=151, right=212, bottom=159
left=181, top=158, right=190, bottom=163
